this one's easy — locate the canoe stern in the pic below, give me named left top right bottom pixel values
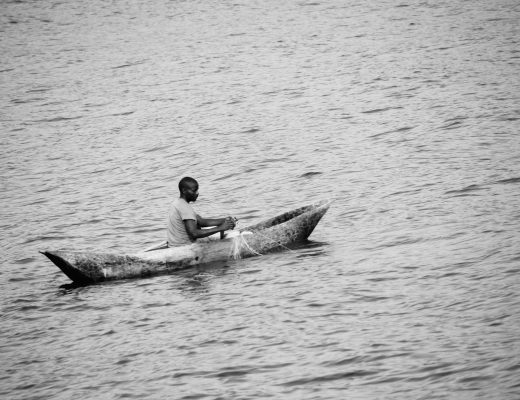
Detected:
left=41, top=251, right=96, bottom=284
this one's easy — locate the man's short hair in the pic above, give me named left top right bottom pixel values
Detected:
left=179, top=176, right=198, bottom=193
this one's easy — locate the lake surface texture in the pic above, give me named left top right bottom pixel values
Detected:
left=1, top=0, right=519, bottom=399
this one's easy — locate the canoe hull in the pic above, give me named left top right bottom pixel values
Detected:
left=42, top=200, right=331, bottom=284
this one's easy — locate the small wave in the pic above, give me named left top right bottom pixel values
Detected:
left=364, top=376, right=403, bottom=384
left=357, top=294, right=391, bottom=302
left=509, top=381, right=520, bottom=389
left=440, top=119, right=465, bottom=130
left=362, top=106, right=403, bottom=114
left=110, top=110, right=135, bottom=117
left=25, top=198, right=49, bottom=205
left=369, top=126, right=414, bottom=139
left=296, top=249, right=325, bottom=258
left=383, top=187, right=420, bottom=198
left=237, top=268, right=261, bottom=275
left=261, top=90, right=280, bottom=95
left=458, top=374, right=494, bottom=383
left=367, top=275, right=399, bottom=282
left=307, top=302, right=326, bottom=307
left=415, top=362, right=452, bottom=374
left=26, top=88, right=49, bottom=94
left=142, top=301, right=173, bottom=309
left=33, top=116, right=83, bottom=123
left=322, top=355, right=364, bottom=367
left=374, top=236, right=424, bottom=249
left=222, top=326, right=248, bottom=333
left=445, top=184, right=485, bottom=195
left=256, top=157, right=287, bottom=165
left=438, top=271, right=462, bottom=278
left=206, top=366, right=254, bottom=378
left=197, top=100, right=215, bottom=107
left=300, top=171, right=322, bottom=178
left=112, top=60, right=147, bottom=69
left=84, top=102, right=109, bottom=108
left=427, top=367, right=479, bottom=382
left=214, top=172, right=240, bottom=181
left=18, top=305, right=39, bottom=311
left=11, top=98, right=43, bottom=104
left=495, top=177, right=520, bottom=185
left=14, top=257, right=35, bottom=264
left=282, top=369, right=378, bottom=386
left=9, top=276, right=36, bottom=282
left=172, top=370, right=211, bottom=379
left=143, top=144, right=172, bottom=153
left=243, top=127, right=260, bottom=133
left=12, top=297, right=38, bottom=304
left=23, top=235, right=72, bottom=244
left=505, top=363, right=520, bottom=372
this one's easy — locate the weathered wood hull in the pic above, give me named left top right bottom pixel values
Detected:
left=42, top=200, right=331, bottom=284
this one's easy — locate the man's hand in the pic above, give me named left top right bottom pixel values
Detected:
left=228, top=216, right=238, bottom=229
left=220, top=216, right=236, bottom=231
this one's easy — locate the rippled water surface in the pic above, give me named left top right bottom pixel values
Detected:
left=1, top=0, right=520, bottom=398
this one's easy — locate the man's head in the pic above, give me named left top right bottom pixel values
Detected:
left=179, top=177, right=199, bottom=203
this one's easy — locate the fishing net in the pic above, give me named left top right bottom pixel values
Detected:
left=228, top=231, right=260, bottom=259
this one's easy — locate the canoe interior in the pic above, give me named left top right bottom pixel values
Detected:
left=243, top=200, right=329, bottom=232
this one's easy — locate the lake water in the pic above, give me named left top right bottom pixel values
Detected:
left=1, top=0, right=519, bottom=398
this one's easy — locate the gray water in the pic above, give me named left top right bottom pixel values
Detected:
left=1, top=0, right=520, bottom=398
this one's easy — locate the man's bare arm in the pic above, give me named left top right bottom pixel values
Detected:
left=196, top=214, right=227, bottom=228
left=184, top=218, right=235, bottom=240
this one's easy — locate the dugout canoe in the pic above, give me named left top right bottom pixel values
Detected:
left=42, top=200, right=332, bottom=284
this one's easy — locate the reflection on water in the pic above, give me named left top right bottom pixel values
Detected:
left=1, top=0, right=519, bottom=398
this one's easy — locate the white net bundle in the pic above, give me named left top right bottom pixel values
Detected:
left=227, top=231, right=259, bottom=259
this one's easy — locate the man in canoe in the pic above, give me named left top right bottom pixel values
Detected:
left=167, top=177, right=236, bottom=246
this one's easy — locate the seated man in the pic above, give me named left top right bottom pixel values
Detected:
left=167, top=177, right=236, bottom=246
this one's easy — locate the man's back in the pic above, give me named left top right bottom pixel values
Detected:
left=167, top=198, right=196, bottom=246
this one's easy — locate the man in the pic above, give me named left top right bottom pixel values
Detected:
left=167, top=177, right=236, bottom=246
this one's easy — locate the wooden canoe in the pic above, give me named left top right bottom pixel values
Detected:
left=42, top=200, right=332, bottom=284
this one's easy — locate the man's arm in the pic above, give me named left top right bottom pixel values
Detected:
left=196, top=214, right=229, bottom=228
left=184, top=218, right=235, bottom=241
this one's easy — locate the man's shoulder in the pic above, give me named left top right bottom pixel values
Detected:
left=171, top=198, right=183, bottom=207
left=172, top=198, right=192, bottom=208
left=171, top=198, right=196, bottom=218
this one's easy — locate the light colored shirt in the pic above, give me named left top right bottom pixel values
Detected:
left=167, top=198, right=197, bottom=246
